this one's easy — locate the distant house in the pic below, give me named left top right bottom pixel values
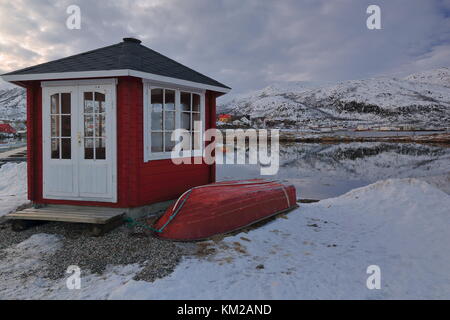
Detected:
left=218, top=114, right=232, bottom=123
left=356, top=125, right=370, bottom=131
left=379, top=126, right=400, bottom=131
left=0, top=123, right=16, bottom=134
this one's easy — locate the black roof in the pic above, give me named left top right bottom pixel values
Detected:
left=3, top=38, right=230, bottom=90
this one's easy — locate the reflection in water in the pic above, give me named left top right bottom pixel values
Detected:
left=217, top=142, right=450, bottom=200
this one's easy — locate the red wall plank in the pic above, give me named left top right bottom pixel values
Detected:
left=25, top=84, right=35, bottom=201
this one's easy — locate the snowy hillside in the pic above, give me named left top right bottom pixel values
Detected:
left=405, top=68, right=450, bottom=88
left=0, top=87, right=26, bottom=121
left=220, top=68, right=450, bottom=128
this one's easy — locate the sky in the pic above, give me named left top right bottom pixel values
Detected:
left=0, top=0, right=449, bottom=96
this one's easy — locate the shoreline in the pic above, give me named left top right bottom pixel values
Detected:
left=279, top=132, right=450, bottom=145
left=217, top=127, right=450, bottom=145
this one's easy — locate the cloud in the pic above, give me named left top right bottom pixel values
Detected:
left=0, top=0, right=448, bottom=94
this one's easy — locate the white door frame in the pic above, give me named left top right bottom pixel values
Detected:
left=42, top=79, right=117, bottom=203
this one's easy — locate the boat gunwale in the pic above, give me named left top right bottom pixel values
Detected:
left=153, top=203, right=299, bottom=242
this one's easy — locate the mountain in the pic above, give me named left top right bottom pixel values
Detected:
left=219, top=68, right=450, bottom=128
left=0, top=87, right=26, bottom=121
left=1, top=68, right=449, bottom=127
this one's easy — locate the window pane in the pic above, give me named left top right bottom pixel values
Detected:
left=95, top=92, right=105, bottom=113
left=151, top=89, right=163, bottom=130
left=180, top=92, right=190, bottom=111
left=61, top=115, right=71, bottom=137
left=192, top=112, right=200, bottom=130
left=181, top=112, right=191, bottom=130
left=192, top=94, right=200, bottom=112
left=165, top=90, right=175, bottom=111
left=165, top=132, right=175, bottom=152
left=95, top=114, right=105, bottom=137
left=84, top=138, right=94, bottom=159
left=96, top=138, right=106, bottom=160
left=84, top=115, right=94, bottom=137
left=151, top=111, right=162, bottom=130
left=51, top=138, right=60, bottom=159
left=61, top=138, right=71, bottom=159
left=151, top=89, right=163, bottom=112
left=51, top=94, right=59, bottom=114
left=51, top=115, right=60, bottom=137
left=165, top=111, right=175, bottom=130
left=61, top=93, right=71, bottom=114
left=151, top=133, right=163, bottom=152
left=84, top=92, right=93, bottom=113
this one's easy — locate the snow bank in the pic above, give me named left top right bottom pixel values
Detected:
left=0, top=162, right=28, bottom=217
left=420, top=173, right=450, bottom=195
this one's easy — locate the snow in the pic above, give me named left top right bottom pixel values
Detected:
left=420, top=173, right=450, bottom=195
left=1, top=175, right=449, bottom=299
left=405, top=67, right=450, bottom=88
left=0, top=162, right=28, bottom=217
left=310, top=76, right=450, bottom=110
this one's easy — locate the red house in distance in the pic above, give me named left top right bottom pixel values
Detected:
left=218, top=114, right=232, bottom=123
left=1, top=38, right=230, bottom=224
left=0, top=123, right=16, bottom=134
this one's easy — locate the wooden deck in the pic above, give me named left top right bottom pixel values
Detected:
left=7, top=205, right=126, bottom=224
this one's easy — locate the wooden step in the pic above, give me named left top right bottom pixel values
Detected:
left=7, top=206, right=126, bottom=224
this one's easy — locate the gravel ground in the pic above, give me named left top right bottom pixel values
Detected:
left=0, top=219, right=190, bottom=282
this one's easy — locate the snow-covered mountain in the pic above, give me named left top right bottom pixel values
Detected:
left=1, top=68, right=449, bottom=126
left=0, top=87, right=26, bottom=121
left=219, top=68, right=450, bottom=128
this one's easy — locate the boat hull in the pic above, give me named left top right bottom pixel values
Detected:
left=152, top=180, right=297, bottom=241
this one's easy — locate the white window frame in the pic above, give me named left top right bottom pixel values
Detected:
left=143, top=81, right=205, bottom=162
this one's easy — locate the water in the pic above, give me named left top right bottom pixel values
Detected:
left=328, top=130, right=447, bottom=137
left=217, top=142, right=450, bottom=200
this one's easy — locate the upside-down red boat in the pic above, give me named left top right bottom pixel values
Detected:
left=152, top=179, right=298, bottom=241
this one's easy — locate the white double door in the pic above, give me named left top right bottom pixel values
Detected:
left=42, top=83, right=117, bottom=202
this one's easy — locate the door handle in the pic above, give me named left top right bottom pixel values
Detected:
left=77, top=132, right=82, bottom=145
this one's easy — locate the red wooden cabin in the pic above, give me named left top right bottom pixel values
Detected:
left=1, top=38, right=230, bottom=216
